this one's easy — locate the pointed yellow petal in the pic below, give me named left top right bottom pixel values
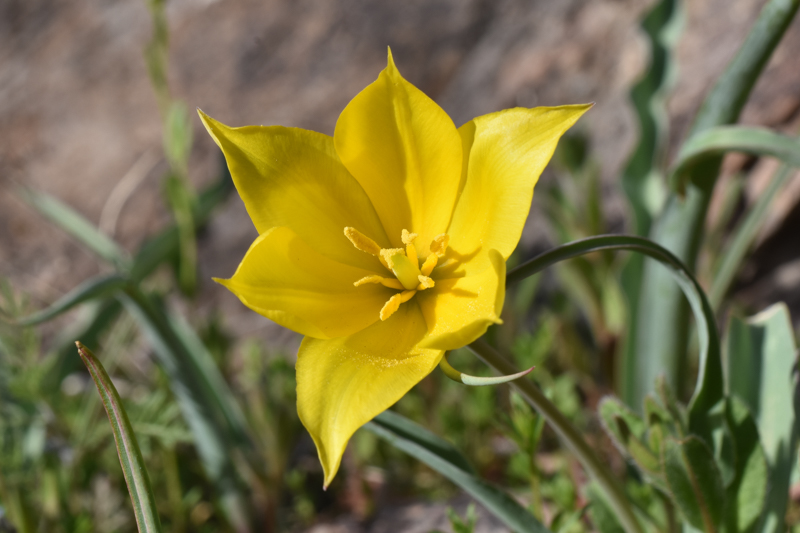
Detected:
left=199, top=111, right=390, bottom=272
left=447, top=105, right=591, bottom=264
left=216, top=227, right=390, bottom=339
left=333, top=50, right=462, bottom=251
left=417, top=249, right=506, bottom=350
left=296, top=302, right=444, bottom=487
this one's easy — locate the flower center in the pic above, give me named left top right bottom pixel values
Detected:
left=344, top=227, right=450, bottom=321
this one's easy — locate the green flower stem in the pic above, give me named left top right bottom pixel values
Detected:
left=467, top=338, right=643, bottom=533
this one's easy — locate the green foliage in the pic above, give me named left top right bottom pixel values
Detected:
left=76, top=342, right=163, bottom=533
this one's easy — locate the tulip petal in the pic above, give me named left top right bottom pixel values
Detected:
left=447, top=105, right=591, bottom=263
left=417, top=249, right=506, bottom=350
left=296, top=301, right=444, bottom=486
left=216, top=227, right=390, bottom=339
left=334, top=50, right=462, bottom=253
left=200, top=111, right=390, bottom=272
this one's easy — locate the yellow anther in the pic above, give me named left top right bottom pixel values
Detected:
left=401, top=229, right=418, bottom=245
left=354, top=275, right=383, bottom=287
left=416, top=275, right=435, bottom=290
left=430, top=234, right=450, bottom=257
left=354, top=276, right=404, bottom=290
left=380, top=290, right=417, bottom=321
left=344, top=227, right=382, bottom=256
left=420, top=253, right=438, bottom=276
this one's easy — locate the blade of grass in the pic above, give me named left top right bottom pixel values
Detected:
left=365, top=411, right=551, bottom=533
left=670, top=126, right=800, bottom=192
left=119, top=286, right=252, bottom=533
left=75, top=342, right=162, bottom=533
left=15, top=274, right=129, bottom=326
left=630, top=0, right=799, bottom=408
left=19, top=188, right=131, bottom=270
left=710, top=162, right=795, bottom=307
left=618, top=0, right=682, bottom=405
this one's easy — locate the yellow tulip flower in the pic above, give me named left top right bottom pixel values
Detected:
left=200, top=50, right=589, bottom=487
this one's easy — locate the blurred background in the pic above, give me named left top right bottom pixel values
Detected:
left=1, top=0, right=800, bottom=532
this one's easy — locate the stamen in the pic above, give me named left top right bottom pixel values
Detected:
left=380, top=290, right=416, bottom=321
left=430, top=234, right=450, bottom=257
left=420, top=254, right=438, bottom=276
left=401, top=229, right=418, bottom=244
left=354, top=276, right=404, bottom=290
left=416, top=275, right=434, bottom=290
left=344, top=227, right=382, bottom=256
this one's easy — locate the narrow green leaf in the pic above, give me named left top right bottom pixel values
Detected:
left=19, top=188, right=130, bottom=270
left=724, top=397, right=767, bottom=533
left=439, top=352, right=534, bottom=386
left=75, top=342, right=162, bottom=533
left=725, top=303, right=799, bottom=533
left=618, top=0, right=682, bottom=407
left=670, top=126, right=800, bottom=193
left=629, top=0, right=799, bottom=411
left=15, top=274, right=129, bottom=326
left=119, top=287, right=253, bottom=532
left=621, top=0, right=681, bottom=235
left=663, top=436, right=724, bottom=532
left=506, top=234, right=724, bottom=437
left=365, top=411, right=551, bottom=533
left=710, top=162, right=795, bottom=307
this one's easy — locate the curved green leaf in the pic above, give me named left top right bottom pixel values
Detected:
left=439, top=352, right=534, bottom=386
left=670, top=126, right=800, bottom=193
left=710, top=163, right=795, bottom=307
left=507, top=234, right=723, bottom=428
left=365, top=411, right=550, bottom=533
left=76, top=342, right=162, bottom=533
left=19, top=188, right=130, bottom=270
left=15, top=274, right=129, bottom=326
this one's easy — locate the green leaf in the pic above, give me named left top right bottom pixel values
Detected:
left=618, top=0, right=682, bottom=407
left=598, top=398, right=662, bottom=480
left=710, top=162, right=795, bottom=307
left=506, top=234, right=724, bottom=436
left=725, top=303, right=799, bottom=533
left=670, top=126, right=800, bottom=194
left=365, top=411, right=550, bottom=533
left=587, top=483, right=626, bottom=533
left=628, top=0, right=799, bottom=412
left=19, top=188, right=130, bottom=270
left=119, top=287, right=253, bottom=532
left=15, top=274, right=129, bottom=326
left=75, top=342, right=163, bottom=533
left=724, top=397, right=767, bottom=533
left=663, top=436, right=724, bottom=532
